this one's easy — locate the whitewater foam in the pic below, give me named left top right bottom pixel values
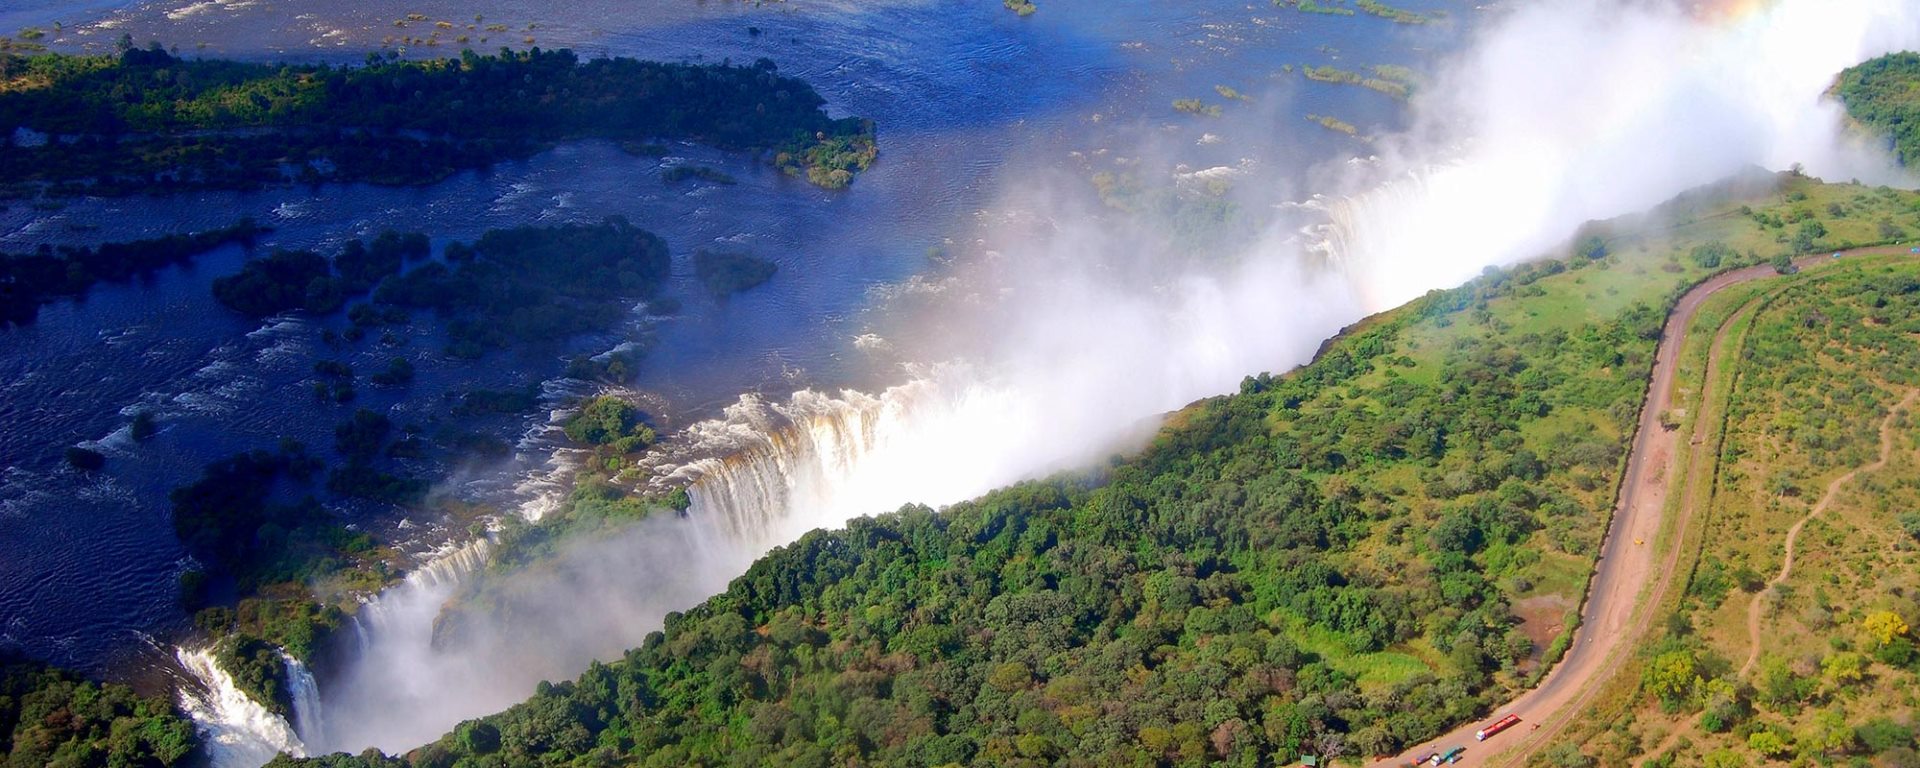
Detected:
left=176, top=647, right=306, bottom=766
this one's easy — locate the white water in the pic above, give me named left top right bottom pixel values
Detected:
left=314, top=512, right=746, bottom=754
left=283, top=652, right=324, bottom=747
left=187, top=2, right=1920, bottom=765
left=176, top=646, right=307, bottom=766
left=178, top=537, right=493, bottom=765
left=1319, top=0, right=1920, bottom=313
left=347, top=536, right=493, bottom=661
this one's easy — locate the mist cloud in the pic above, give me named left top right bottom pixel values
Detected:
left=1326, top=0, right=1920, bottom=311
left=297, top=0, right=1920, bottom=761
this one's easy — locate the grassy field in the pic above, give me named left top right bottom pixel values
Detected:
left=1546, top=252, right=1920, bottom=767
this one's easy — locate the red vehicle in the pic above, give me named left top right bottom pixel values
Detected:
left=1476, top=714, right=1522, bottom=741
left=1409, top=753, right=1436, bottom=767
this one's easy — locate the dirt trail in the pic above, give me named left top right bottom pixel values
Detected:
left=1370, top=246, right=1914, bottom=768
left=1631, top=289, right=1772, bottom=766
left=1736, top=389, right=1916, bottom=678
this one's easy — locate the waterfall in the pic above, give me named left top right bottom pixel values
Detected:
left=652, top=369, right=1078, bottom=555
left=175, top=646, right=306, bottom=766
left=346, top=536, right=493, bottom=667
left=315, top=512, right=744, bottom=756
left=660, top=388, right=894, bottom=550
left=282, top=652, right=324, bottom=747
left=1304, top=161, right=1553, bottom=314
left=174, top=537, right=492, bottom=767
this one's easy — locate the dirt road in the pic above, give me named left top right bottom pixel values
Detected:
left=1736, top=389, right=1916, bottom=678
left=1371, top=247, right=1912, bottom=768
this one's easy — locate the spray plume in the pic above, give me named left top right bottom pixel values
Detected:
left=242, top=1, right=1917, bottom=762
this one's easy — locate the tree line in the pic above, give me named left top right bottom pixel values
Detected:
left=0, top=47, right=876, bottom=196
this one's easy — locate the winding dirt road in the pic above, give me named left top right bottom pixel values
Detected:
left=1371, top=247, right=1911, bottom=768
left=1736, top=389, right=1916, bottom=678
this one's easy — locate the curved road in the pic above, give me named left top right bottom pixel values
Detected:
left=1373, top=246, right=1911, bottom=768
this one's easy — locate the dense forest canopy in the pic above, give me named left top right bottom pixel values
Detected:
left=0, top=47, right=876, bottom=195
left=272, top=171, right=1920, bottom=768
left=280, top=219, right=1711, bottom=767
left=0, top=653, right=197, bottom=768
left=1836, top=51, right=1920, bottom=166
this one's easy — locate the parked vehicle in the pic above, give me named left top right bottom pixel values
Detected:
left=1476, top=713, right=1523, bottom=741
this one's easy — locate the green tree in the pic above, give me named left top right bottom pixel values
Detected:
left=1702, top=749, right=1746, bottom=768
left=1700, top=678, right=1747, bottom=733
left=1820, top=651, right=1867, bottom=688
left=1642, top=649, right=1701, bottom=711
left=1748, top=729, right=1791, bottom=759
left=1799, top=708, right=1855, bottom=758
left=1575, top=234, right=1608, bottom=261
left=1690, top=241, right=1735, bottom=269
left=455, top=721, right=501, bottom=754
left=563, top=396, right=654, bottom=450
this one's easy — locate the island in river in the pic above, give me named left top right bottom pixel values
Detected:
left=0, top=46, right=876, bottom=198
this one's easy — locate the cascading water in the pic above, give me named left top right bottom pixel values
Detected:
left=175, top=646, right=307, bottom=766
left=180, top=537, right=494, bottom=767
left=314, top=507, right=748, bottom=755
left=340, top=536, right=494, bottom=682
left=656, top=383, right=946, bottom=551
left=283, top=652, right=324, bottom=747
left=656, top=367, right=1111, bottom=555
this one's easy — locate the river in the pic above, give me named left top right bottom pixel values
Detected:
left=0, top=0, right=1460, bottom=688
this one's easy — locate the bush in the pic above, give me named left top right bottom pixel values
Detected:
left=212, top=250, right=335, bottom=317
left=563, top=396, right=655, bottom=451
left=369, top=357, right=414, bottom=387
left=1690, top=241, right=1735, bottom=269
left=1899, top=512, right=1920, bottom=541
left=1856, top=718, right=1917, bottom=753
left=1575, top=234, right=1608, bottom=261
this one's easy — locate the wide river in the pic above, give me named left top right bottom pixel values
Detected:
left=0, top=0, right=1472, bottom=682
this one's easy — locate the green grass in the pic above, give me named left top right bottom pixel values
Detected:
left=1553, top=254, right=1920, bottom=765
left=1288, top=0, right=1356, bottom=16
left=271, top=175, right=1920, bottom=768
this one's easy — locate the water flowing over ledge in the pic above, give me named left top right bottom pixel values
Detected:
left=176, top=646, right=307, bottom=766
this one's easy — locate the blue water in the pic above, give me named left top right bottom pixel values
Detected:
left=0, top=0, right=1475, bottom=678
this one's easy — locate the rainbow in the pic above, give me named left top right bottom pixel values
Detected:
left=1691, top=0, right=1775, bottom=23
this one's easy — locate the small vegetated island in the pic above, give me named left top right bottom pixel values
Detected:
left=212, top=216, right=670, bottom=358
left=1281, top=0, right=1441, bottom=24
left=272, top=166, right=1920, bottom=767
left=0, top=218, right=266, bottom=326
left=693, top=249, right=779, bottom=299
left=0, top=46, right=876, bottom=197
